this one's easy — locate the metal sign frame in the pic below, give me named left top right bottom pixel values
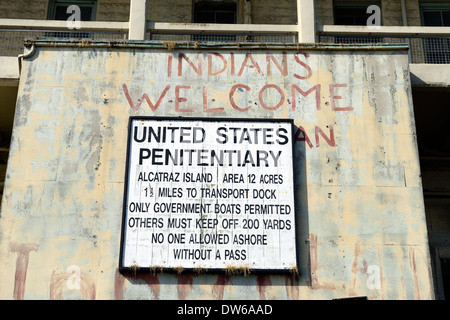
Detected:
left=119, top=116, right=297, bottom=274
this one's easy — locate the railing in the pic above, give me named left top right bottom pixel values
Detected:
left=0, top=30, right=297, bottom=57
left=0, top=18, right=129, bottom=56
left=1, top=19, right=449, bottom=65
left=318, top=34, right=450, bottom=64
left=318, top=25, right=450, bottom=64
left=147, top=22, right=299, bottom=45
left=0, top=29, right=127, bottom=57
left=148, top=32, right=297, bottom=43
left=0, top=19, right=300, bottom=57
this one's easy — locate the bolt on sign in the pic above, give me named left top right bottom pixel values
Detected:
left=119, top=117, right=297, bottom=272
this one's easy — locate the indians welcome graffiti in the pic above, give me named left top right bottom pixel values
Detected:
left=122, top=51, right=354, bottom=148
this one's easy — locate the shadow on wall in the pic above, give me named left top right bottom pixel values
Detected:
left=114, top=125, right=311, bottom=300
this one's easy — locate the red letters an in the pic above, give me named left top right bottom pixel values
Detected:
left=315, top=125, right=336, bottom=147
left=294, top=126, right=313, bottom=148
left=294, top=125, right=336, bottom=148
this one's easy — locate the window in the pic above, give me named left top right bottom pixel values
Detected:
left=48, top=0, right=97, bottom=21
left=193, top=0, right=237, bottom=24
left=332, top=1, right=382, bottom=44
left=421, top=2, right=450, bottom=26
left=333, top=1, right=381, bottom=26
left=47, top=0, right=97, bottom=39
left=420, top=2, right=450, bottom=63
left=192, top=0, right=237, bottom=42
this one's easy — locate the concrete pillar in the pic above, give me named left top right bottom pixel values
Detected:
left=401, top=0, right=408, bottom=26
left=297, top=0, right=316, bottom=43
left=129, top=0, right=148, bottom=40
left=244, top=0, right=252, bottom=24
left=400, top=0, right=411, bottom=62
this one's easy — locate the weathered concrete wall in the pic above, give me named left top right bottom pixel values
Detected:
left=251, top=0, right=297, bottom=24
left=0, top=0, right=49, bottom=19
left=97, top=0, right=130, bottom=22
left=147, top=0, right=192, bottom=23
left=315, top=0, right=333, bottom=26
left=0, top=40, right=434, bottom=299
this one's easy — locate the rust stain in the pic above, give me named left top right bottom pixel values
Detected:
left=80, top=272, right=96, bottom=300
left=212, top=274, right=231, bottom=300
left=308, top=233, right=319, bottom=288
left=114, top=269, right=126, bottom=300
left=114, top=269, right=161, bottom=299
left=285, top=274, right=299, bottom=300
left=409, top=247, right=420, bottom=300
left=135, top=273, right=161, bottom=299
left=376, top=246, right=385, bottom=300
left=9, top=242, right=39, bottom=300
left=49, top=269, right=96, bottom=300
left=175, top=274, right=194, bottom=300
left=348, top=241, right=362, bottom=296
left=308, top=233, right=336, bottom=290
left=256, top=274, right=272, bottom=300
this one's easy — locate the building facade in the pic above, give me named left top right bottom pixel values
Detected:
left=0, top=0, right=449, bottom=300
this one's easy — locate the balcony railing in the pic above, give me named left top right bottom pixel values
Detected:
left=0, top=30, right=297, bottom=57
left=1, top=19, right=449, bottom=65
left=0, top=29, right=128, bottom=57
left=0, top=19, right=299, bottom=57
left=145, top=22, right=298, bottom=44
left=148, top=32, right=297, bottom=43
left=318, top=25, right=450, bottom=64
left=318, top=34, right=450, bottom=64
left=0, top=18, right=129, bottom=57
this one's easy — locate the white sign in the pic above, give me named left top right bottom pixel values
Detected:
left=120, top=117, right=297, bottom=272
